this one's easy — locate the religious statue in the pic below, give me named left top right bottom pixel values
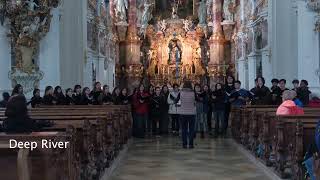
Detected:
left=0, top=0, right=6, bottom=25
left=206, top=0, right=213, bottom=22
left=157, top=19, right=167, bottom=32
left=25, top=0, right=39, bottom=12
left=223, top=0, right=235, bottom=22
left=171, top=1, right=179, bottom=19
left=141, top=1, right=154, bottom=26
left=198, top=0, right=207, bottom=25
left=115, top=0, right=128, bottom=22
left=182, top=19, right=191, bottom=32
left=168, top=41, right=182, bottom=64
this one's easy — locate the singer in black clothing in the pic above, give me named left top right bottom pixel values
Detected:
left=65, top=88, right=75, bottom=105
left=80, top=87, right=93, bottom=105
left=250, top=77, right=271, bottom=105
left=211, top=83, right=226, bottom=137
left=150, top=87, right=165, bottom=136
left=99, top=85, right=113, bottom=105
left=54, top=86, right=66, bottom=105
left=42, top=86, right=56, bottom=105
left=29, top=88, right=42, bottom=108
left=91, top=82, right=102, bottom=105
left=112, top=87, right=122, bottom=105
left=73, top=85, right=82, bottom=105
left=224, top=75, right=235, bottom=135
left=120, top=88, right=130, bottom=105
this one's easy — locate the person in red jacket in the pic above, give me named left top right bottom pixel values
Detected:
left=308, top=96, right=320, bottom=107
left=276, top=90, right=304, bottom=115
left=133, top=84, right=150, bottom=138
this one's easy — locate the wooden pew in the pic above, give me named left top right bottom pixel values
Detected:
left=0, top=115, right=118, bottom=179
left=231, top=105, right=320, bottom=179
left=0, top=131, right=76, bottom=180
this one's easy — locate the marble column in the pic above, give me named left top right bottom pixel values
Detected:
left=247, top=53, right=257, bottom=89
left=261, top=48, right=272, bottom=87
left=208, top=0, right=225, bottom=83
left=122, top=0, right=141, bottom=88
left=0, top=25, right=11, bottom=94
left=237, top=58, right=247, bottom=88
left=193, top=0, right=199, bottom=16
left=39, top=8, right=60, bottom=89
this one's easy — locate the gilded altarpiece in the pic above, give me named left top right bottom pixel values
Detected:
left=145, top=19, right=206, bottom=85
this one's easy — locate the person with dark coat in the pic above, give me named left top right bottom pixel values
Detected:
left=3, top=95, right=37, bottom=133
left=112, top=87, right=122, bottom=105
left=11, top=84, right=24, bottom=96
left=211, top=83, right=226, bottom=137
left=80, top=87, right=93, bottom=105
left=29, top=89, right=42, bottom=108
left=292, top=79, right=300, bottom=92
left=250, top=77, right=271, bottom=105
left=99, top=85, right=113, bottom=105
left=203, top=84, right=212, bottom=135
left=72, top=85, right=82, bottom=105
left=120, top=88, right=130, bottom=105
left=0, top=92, right=10, bottom=108
left=224, top=75, right=235, bottom=136
left=42, top=86, right=56, bottom=105
left=91, top=82, right=102, bottom=105
left=65, top=88, right=75, bottom=105
left=150, top=87, right=165, bottom=136
left=297, top=80, right=311, bottom=106
left=229, top=81, right=252, bottom=107
left=53, top=86, right=66, bottom=105
left=270, top=79, right=281, bottom=105
left=160, top=85, right=170, bottom=134
left=194, top=84, right=206, bottom=138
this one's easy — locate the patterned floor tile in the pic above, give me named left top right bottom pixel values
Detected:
left=108, top=137, right=272, bottom=180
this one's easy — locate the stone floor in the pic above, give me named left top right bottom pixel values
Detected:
left=108, top=136, right=272, bottom=180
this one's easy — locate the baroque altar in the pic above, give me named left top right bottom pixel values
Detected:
left=144, top=18, right=206, bottom=85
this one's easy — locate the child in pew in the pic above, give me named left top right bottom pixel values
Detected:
left=276, top=90, right=304, bottom=115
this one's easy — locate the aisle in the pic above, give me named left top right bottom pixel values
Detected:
left=109, top=137, right=272, bottom=180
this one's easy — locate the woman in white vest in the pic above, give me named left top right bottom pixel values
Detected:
left=168, top=83, right=181, bottom=136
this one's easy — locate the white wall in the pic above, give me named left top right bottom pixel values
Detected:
left=59, top=0, right=87, bottom=88
left=271, top=0, right=298, bottom=83
left=0, top=24, right=11, bottom=94
left=39, top=8, right=61, bottom=90
left=297, top=0, right=320, bottom=95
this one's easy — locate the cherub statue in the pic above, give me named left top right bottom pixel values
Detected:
left=25, top=0, right=39, bottom=12
left=198, top=0, right=207, bottom=25
left=141, top=1, right=154, bottom=26
left=223, top=0, right=235, bottom=22
left=157, top=20, right=167, bottom=32
left=115, top=0, right=128, bottom=22
left=182, top=19, right=191, bottom=32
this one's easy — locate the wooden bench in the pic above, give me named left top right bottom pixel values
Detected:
left=0, top=105, right=132, bottom=180
left=0, top=131, right=76, bottom=180
left=231, top=105, right=320, bottom=179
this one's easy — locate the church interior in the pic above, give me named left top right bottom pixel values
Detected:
left=1, top=0, right=320, bottom=179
